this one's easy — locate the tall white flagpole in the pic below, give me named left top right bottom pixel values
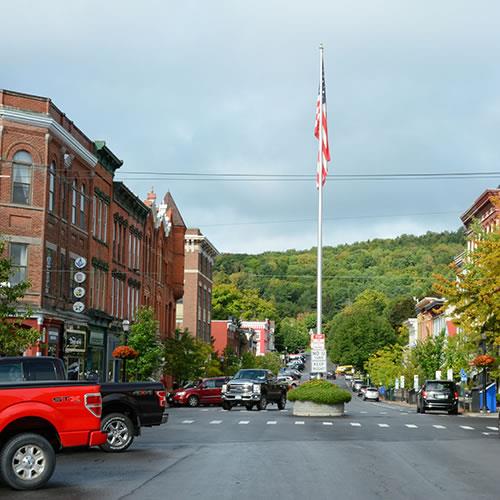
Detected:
left=316, top=44, right=324, bottom=338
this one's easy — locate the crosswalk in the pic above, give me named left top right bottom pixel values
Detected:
left=177, top=418, right=498, bottom=436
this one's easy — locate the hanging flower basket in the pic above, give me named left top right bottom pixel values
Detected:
left=112, top=345, right=139, bottom=360
left=471, top=354, right=496, bottom=367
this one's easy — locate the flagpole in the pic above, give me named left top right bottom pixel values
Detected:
left=316, top=44, right=324, bottom=338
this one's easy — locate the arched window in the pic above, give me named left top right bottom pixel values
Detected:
left=12, top=151, right=33, bottom=205
left=48, top=162, right=56, bottom=212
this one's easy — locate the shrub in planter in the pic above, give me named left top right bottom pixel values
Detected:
left=288, top=379, right=352, bottom=405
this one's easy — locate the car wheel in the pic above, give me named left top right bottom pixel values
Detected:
left=256, top=395, right=267, bottom=411
left=0, top=433, right=56, bottom=490
left=417, top=403, right=420, bottom=413
left=222, top=401, right=232, bottom=411
left=100, top=413, right=135, bottom=453
left=363, top=397, right=366, bottom=401
left=421, top=405, right=426, bottom=414
left=448, top=408, right=458, bottom=415
left=277, top=393, right=287, bottom=410
left=187, top=395, right=199, bottom=407
left=245, top=404, right=253, bottom=411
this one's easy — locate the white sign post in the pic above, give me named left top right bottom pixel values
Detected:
left=414, top=375, right=419, bottom=391
left=447, top=369, right=453, bottom=381
left=400, top=375, right=405, bottom=389
left=435, top=370, right=442, bottom=380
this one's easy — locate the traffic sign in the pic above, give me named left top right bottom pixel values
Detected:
left=73, top=301, right=85, bottom=313
left=311, top=358, right=327, bottom=373
left=74, top=272, right=86, bottom=284
left=460, top=369, right=467, bottom=382
left=311, top=349, right=327, bottom=362
left=74, top=256, right=87, bottom=269
left=311, top=339, right=325, bottom=350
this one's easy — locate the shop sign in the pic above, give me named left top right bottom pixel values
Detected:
left=74, top=256, right=87, bottom=269
left=73, top=301, right=85, bottom=313
left=74, top=272, right=86, bottom=284
left=73, top=286, right=86, bottom=299
left=65, top=330, right=86, bottom=352
left=90, top=331, right=105, bottom=346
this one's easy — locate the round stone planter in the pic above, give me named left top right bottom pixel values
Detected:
left=292, top=400, right=345, bottom=417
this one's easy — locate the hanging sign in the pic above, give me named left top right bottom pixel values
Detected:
left=74, top=272, right=86, bottom=284
left=73, top=286, right=86, bottom=299
left=73, top=301, right=85, bottom=313
left=74, top=256, right=87, bottom=269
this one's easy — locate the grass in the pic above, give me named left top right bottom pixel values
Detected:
left=287, top=379, right=352, bottom=405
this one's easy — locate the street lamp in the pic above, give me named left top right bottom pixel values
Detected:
left=122, top=319, right=130, bottom=383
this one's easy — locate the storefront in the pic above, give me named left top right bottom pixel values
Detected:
left=64, top=325, right=87, bottom=380
left=87, top=327, right=106, bottom=380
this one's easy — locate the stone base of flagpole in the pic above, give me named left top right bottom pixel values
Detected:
left=292, top=400, right=345, bottom=417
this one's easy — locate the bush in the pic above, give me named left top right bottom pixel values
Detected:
left=287, top=380, right=352, bottom=405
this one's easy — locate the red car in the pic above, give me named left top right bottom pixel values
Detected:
left=171, top=377, right=229, bottom=407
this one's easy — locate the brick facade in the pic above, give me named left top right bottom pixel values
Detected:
left=0, top=89, right=185, bottom=381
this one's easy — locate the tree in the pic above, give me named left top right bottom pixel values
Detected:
left=255, top=352, right=282, bottom=374
left=162, top=329, right=212, bottom=384
left=126, top=306, right=162, bottom=381
left=326, top=290, right=396, bottom=370
left=221, top=346, right=240, bottom=376
left=276, top=317, right=310, bottom=353
left=410, top=332, right=446, bottom=380
left=434, top=223, right=500, bottom=356
left=365, top=346, right=403, bottom=388
left=0, top=240, right=39, bottom=356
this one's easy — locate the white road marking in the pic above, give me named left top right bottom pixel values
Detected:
left=432, top=425, right=447, bottom=429
left=267, top=421, right=277, bottom=425
left=295, top=421, right=305, bottom=425
left=360, top=411, right=368, bottom=414
left=482, top=432, right=491, bottom=436
left=238, top=421, right=250, bottom=425
left=181, top=420, right=194, bottom=424
left=201, top=409, right=209, bottom=412
left=322, top=422, right=333, bottom=426
left=350, top=422, right=361, bottom=427
left=378, top=423, right=390, bottom=428
left=400, top=412, right=408, bottom=415
left=379, top=411, right=388, bottom=415
left=486, top=426, right=498, bottom=431
left=209, top=420, right=222, bottom=425
left=405, top=424, right=418, bottom=428
left=460, top=425, right=475, bottom=430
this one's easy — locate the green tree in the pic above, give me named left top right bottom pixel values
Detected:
left=411, top=332, right=446, bottom=380
left=255, top=352, right=282, bottom=374
left=365, top=346, right=403, bottom=387
left=276, top=317, right=310, bottom=353
left=162, top=329, right=212, bottom=384
left=326, top=290, right=396, bottom=370
left=221, top=346, right=240, bottom=376
left=0, top=240, right=39, bottom=356
left=126, top=306, right=162, bottom=381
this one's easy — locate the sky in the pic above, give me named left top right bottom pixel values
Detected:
left=2, top=1, right=499, bottom=253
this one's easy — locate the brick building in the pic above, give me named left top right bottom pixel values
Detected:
left=176, top=228, right=218, bottom=343
left=0, top=89, right=185, bottom=380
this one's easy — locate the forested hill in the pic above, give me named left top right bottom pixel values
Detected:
left=213, top=230, right=465, bottom=322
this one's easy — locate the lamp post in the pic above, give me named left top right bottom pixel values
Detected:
left=122, top=319, right=130, bottom=383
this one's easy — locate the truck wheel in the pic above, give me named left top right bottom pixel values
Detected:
left=277, top=393, right=287, bottom=410
left=100, top=413, right=135, bottom=453
left=0, top=433, right=55, bottom=490
left=222, top=401, right=232, bottom=411
left=256, top=395, right=267, bottom=411
left=187, top=395, right=199, bottom=407
left=245, top=404, right=253, bottom=411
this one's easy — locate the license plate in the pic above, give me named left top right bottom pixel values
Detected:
left=436, top=394, right=446, bottom=399
left=235, top=395, right=242, bottom=400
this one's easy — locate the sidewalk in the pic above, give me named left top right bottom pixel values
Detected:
left=380, top=398, right=499, bottom=418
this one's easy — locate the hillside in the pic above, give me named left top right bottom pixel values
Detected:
left=213, top=229, right=465, bottom=322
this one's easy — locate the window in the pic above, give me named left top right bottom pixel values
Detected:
left=93, top=196, right=97, bottom=236
left=93, top=197, right=108, bottom=243
left=102, top=204, right=108, bottom=243
left=79, top=185, right=86, bottom=230
left=26, top=359, right=57, bottom=381
left=71, top=180, right=77, bottom=224
left=0, top=361, right=23, bottom=382
left=45, top=247, right=55, bottom=295
left=12, top=151, right=32, bottom=205
left=10, top=243, right=28, bottom=285
left=60, top=175, right=68, bottom=219
left=48, top=162, right=56, bottom=212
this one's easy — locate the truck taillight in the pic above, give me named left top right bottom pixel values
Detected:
left=85, top=393, right=102, bottom=418
left=155, top=390, right=166, bottom=408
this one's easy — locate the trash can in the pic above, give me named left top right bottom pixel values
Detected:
left=471, top=387, right=481, bottom=412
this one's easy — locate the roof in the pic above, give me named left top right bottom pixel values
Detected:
left=163, top=192, right=186, bottom=228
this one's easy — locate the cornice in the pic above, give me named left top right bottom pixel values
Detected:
left=0, top=107, right=98, bottom=167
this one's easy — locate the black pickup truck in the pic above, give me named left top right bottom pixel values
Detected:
left=0, top=356, right=167, bottom=452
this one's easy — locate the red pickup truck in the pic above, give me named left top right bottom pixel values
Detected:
left=0, top=381, right=107, bottom=490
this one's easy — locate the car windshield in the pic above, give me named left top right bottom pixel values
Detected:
left=233, top=370, right=266, bottom=380
left=426, top=382, right=454, bottom=391
left=183, top=382, right=197, bottom=389
left=367, top=387, right=378, bottom=391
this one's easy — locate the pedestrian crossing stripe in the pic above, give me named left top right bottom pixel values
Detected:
left=350, top=422, right=361, bottom=427
left=322, top=422, right=333, bottom=426
left=460, top=425, right=474, bottom=430
left=267, top=421, right=277, bottom=425
left=486, top=426, right=498, bottom=431
left=181, top=420, right=194, bottom=424
left=405, top=424, right=418, bottom=428
left=432, top=425, right=446, bottom=429
left=209, top=420, right=222, bottom=424
left=239, top=421, right=249, bottom=425
left=378, top=424, right=390, bottom=428
left=295, top=421, right=305, bottom=425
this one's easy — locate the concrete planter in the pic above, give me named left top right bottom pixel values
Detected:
left=292, top=400, right=345, bottom=417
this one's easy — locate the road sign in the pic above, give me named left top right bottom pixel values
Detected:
left=74, top=256, right=87, bottom=269
left=447, top=369, right=453, bottom=381
left=311, top=349, right=327, bottom=362
left=460, top=369, right=467, bottom=382
left=74, top=272, right=86, bottom=284
left=400, top=375, right=405, bottom=389
left=73, top=286, right=86, bottom=298
left=311, top=358, right=327, bottom=373
left=73, top=301, right=85, bottom=313
left=311, top=339, right=325, bottom=350
left=413, top=374, right=419, bottom=391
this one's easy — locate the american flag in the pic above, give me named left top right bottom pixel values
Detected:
left=314, top=52, right=330, bottom=187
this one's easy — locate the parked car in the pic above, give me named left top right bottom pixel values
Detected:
left=222, top=369, right=287, bottom=411
left=344, top=373, right=353, bottom=381
left=357, top=385, right=368, bottom=397
left=277, top=375, right=299, bottom=390
left=416, top=380, right=459, bottom=415
left=363, top=387, right=380, bottom=401
left=353, top=379, right=364, bottom=392
left=0, top=377, right=106, bottom=490
left=167, top=381, right=197, bottom=405
left=171, top=377, right=229, bottom=407
left=0, top=356, right=168, bottom=452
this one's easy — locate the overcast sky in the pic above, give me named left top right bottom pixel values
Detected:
left=2, top=1, right=499, bottom=253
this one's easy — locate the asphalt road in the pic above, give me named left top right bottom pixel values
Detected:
left=1, top=363, right=499, bottom=499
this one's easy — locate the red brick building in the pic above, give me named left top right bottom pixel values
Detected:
left=176, top=228, right=218, bottom=343
left=0, top=89, right=185, bottom=380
